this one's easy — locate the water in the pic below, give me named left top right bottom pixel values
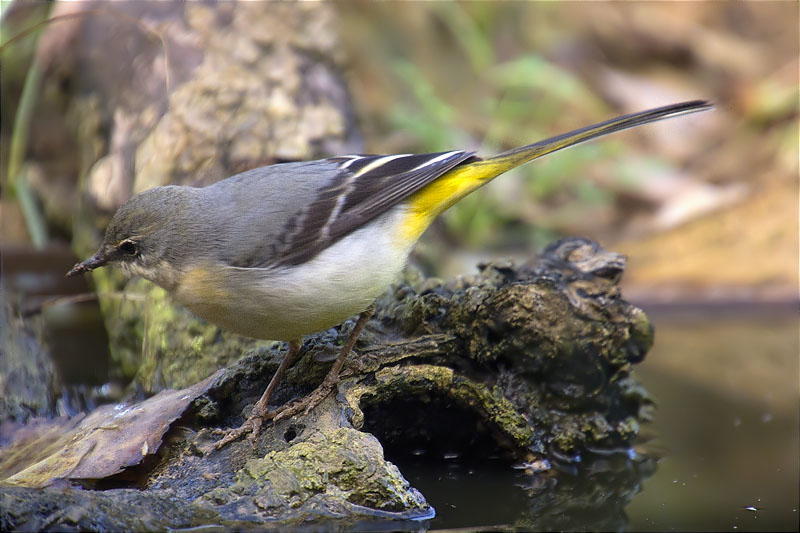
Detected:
left=386, top=308, right=799, bottom=531
left=626, top=309, right=799, bottom=532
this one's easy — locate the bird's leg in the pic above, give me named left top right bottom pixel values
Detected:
left=210, top=306, right=374, bottom=451
left=271, top=306, right=374, bottom=423
left=252, top=340, right=302, bottom=417
left=211, top=340, right=302, bottom=451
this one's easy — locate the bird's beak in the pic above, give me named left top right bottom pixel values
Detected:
left=66, top=250, right=110, bottom=277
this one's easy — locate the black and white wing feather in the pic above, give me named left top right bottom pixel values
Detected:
left=222, top=150, right=478, bottom=269
left=273, top=150, right=477, bottom=266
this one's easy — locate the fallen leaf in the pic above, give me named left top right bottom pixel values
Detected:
left=0, top=369, right=223, bottom=488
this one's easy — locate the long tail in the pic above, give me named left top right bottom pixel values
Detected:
left=475, top=99, right=713, bottom=174
left=401, top=100, right=713, bottom=241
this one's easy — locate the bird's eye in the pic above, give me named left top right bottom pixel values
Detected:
left=118, top=240, right=138, bottom=256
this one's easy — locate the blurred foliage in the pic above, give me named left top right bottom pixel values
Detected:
left=338, top=3, right=631, bottom=253
left=1, top=1, right=53, bottom=247
left=337, top=1, right=798, bottom=283
left=340, top=2, right=627, bottom=253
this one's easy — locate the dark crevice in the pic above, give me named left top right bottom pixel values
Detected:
left=360, top=392, right=516, bottom=464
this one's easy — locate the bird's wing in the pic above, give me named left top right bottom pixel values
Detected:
left=234, top=150, right=478, bottom=268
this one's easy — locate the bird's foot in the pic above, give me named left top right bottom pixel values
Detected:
left=207, top=340, right=303, bottom=454
left=270, top=369, right=341, bottom=423
left=207, top=308, right=373, bottom=453
left=268, top=307, right=372, bottom=423
left=209, top=405, right=273, bottom=452
left=207, top=372, right=339, bottom=453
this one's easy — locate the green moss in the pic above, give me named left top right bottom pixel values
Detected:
left=347, top=364, right=533, bottom=449
left=551, top=419, right=582, bottom=454
left=616, top=416, right=640, bottom=441
left=221, top=428, right=428, bottom=514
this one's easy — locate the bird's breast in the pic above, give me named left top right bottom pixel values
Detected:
left=173, top=207, right=413, bottom=341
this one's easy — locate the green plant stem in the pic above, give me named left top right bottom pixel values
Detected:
left=8, top=58, right=48, bottom=248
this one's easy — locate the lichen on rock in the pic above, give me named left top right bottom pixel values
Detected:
left=203, top=428, right=429, bottom=520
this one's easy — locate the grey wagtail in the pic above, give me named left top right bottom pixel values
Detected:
left=68, top=100, right=712, bottom=449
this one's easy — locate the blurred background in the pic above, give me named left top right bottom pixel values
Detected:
left=1, top=1, right=797, bottom=531
left=337, top=2, right=797, bottom=297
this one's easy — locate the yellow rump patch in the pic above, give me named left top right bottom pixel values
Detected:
left=398, top=159, right=509, bottom=244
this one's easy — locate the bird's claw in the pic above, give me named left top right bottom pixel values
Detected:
left=208, top=408, right=275, bottom=453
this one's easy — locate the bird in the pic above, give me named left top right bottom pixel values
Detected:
left=67, top=100, right=713, bottom=449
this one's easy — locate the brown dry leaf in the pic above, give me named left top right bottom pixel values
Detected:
left=0, top=369, right=223, bottom=488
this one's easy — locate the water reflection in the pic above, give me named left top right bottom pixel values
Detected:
left=389, top=446, right=655, bottom=531
left=626, top=311, right=799, bottom=532
left=383, top=311, right=799, bottom=532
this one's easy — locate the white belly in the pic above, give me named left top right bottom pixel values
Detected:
left=175, top=208, right=412, bottom=340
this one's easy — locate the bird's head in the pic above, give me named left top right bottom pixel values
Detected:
left=67, top=186, right=193, bottom=290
